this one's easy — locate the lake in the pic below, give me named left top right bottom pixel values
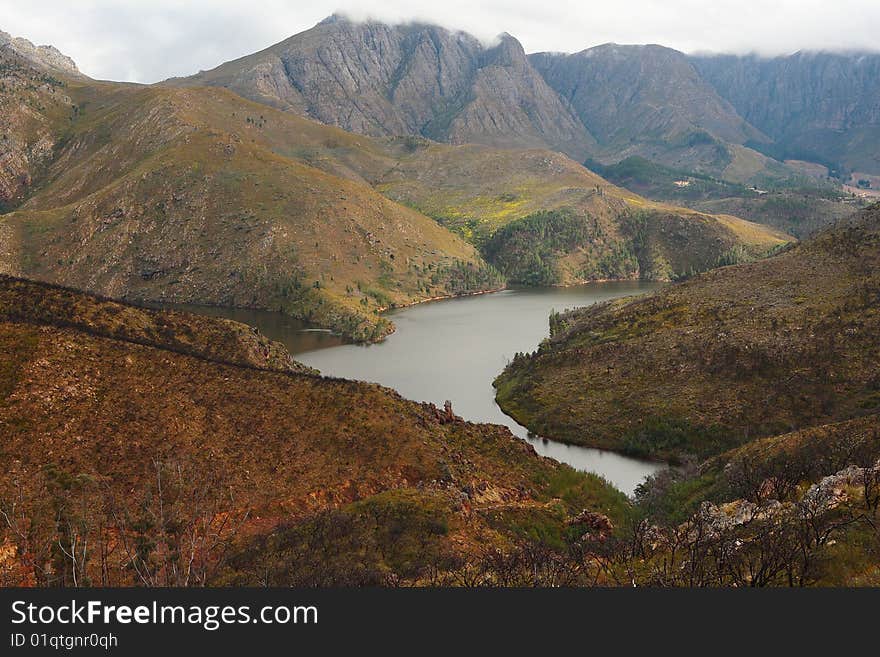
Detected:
left=174, top=282, right=666, bottom=494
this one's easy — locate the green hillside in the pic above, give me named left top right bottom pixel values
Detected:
left=496, top=204, right=880, bottom=460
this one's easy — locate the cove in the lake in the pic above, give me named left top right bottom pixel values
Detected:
left=172, top=282, right=667, bottom=494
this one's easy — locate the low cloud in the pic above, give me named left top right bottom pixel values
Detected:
left=3, top=0, right=879, bottom=83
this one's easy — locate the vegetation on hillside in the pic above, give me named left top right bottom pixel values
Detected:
left=3, top=273, right=876, bottom=587
left=496, top=203, right=880, bottom=460
left=489, top=204, right=880, bottom=585
left=1, top=52, right=792, bottom=343
left=588, top=156, right=864, bottom=239
left=0, top=63, right=499, bottom=341
left=585, top=156, right=751, bottom=202
left=483, top=209, right=600, bottom=285
left=0, top=276, right=629, bottom=587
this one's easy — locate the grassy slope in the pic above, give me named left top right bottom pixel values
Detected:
left=186, top=97, right=793, bottom=282
left=693, top=194, right=863, bottom=240
left=587, top=155, right=865, bottom=239
left=369, top=142, right=791, bottom=282
left=496, top=203, right=880, bottom=460
left=0, top=276, right=628, bottom=586
left=0, top=76, right=496, bottom=341
left=1, top=58, right=789, bottom=340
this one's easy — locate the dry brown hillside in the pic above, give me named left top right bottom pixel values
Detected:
left=0, top=275, right=629, bottom=587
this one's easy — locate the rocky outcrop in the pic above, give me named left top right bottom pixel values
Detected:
left=697, top=459, right=880, bottom=537
left=567, top=509, right=615, bottom=540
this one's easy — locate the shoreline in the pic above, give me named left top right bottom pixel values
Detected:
left=378, top=285, right=509, bottom=314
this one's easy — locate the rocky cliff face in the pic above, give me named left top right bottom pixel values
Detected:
left=177, top=16, right=880, bottom=181
left=532, top=44, right=763, bottom=147
left=177, top=15, right=595, bottom=159
left=692, top=51, right=880, bottom=174
left=0, top=29, right=79, bottom=75
left=530, top=44, right=770, bottom=176
left=0, top=46, right=75, bottom=210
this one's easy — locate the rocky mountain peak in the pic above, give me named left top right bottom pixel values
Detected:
left=531, top=42, right=764, bottom=158
left=178, top=16, right=595, bottom=158
left=0, top=29, right=79, bottom=74
left=483, top=32, right=528, bottom=67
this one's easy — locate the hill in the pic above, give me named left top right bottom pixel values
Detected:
left=0, top=52, right=499, bottom=341
left=495, top=203, right=880, bottom=460
left=587, top=156, right=865, bottom=239
left=0, top=275, right=630, bottom=587
left=617, top=412, right=880, bottom=586
left=368, top=141, right=791, bottom=283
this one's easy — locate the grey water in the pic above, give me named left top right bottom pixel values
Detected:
left=174, top=282, right=666, bottom=494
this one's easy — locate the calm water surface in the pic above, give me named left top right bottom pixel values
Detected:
left=177, top=282, right=666, bottom=494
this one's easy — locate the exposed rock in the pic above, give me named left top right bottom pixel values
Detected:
left=693, top=51, right=880, bottom=175
left=694, top=459, right=880, bottom=542
left=0, top=29, right=79, bottom=74
left=175, top=15, right=595, bottom=159
left=531, top=44, right=766, bottom=174
left=567, top=509, right=615, bottom=541
left=800, top=461, right=880, bottom=512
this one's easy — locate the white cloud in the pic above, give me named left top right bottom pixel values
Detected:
left=2, top=0, right=878, bottom=82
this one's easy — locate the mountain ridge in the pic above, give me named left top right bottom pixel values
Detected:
left=173, top=15, right=596, bottom=159
left=1, top=45, right=788, bottom=340
left=172, top=16, right=880, bottom=183
left=0, top=28, right=80, bottom=75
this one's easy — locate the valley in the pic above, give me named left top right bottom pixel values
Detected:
left=0, top=275, right=631, bottom=586
left=495, top=204, right=880, bottom=460
left=1, top=11, right=879, bottom=588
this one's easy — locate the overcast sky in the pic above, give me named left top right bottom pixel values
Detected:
left=3, top=1, right=879, bottom=83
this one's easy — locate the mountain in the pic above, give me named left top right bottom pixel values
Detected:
left=0, top=36, right=80, bottom=210
left=585, top=156, right=864, bottom=239
left=1, top=37, right=789, bottom=341
left=177, top=17, right=880, bottom=188
left=530, top=44, right=777, bottom=179
left=0, top=275, right=628, bottom=586
left=0, top=29, right=80, bottom=75
left=370, top=142, right=791, bottom=283
left=175, top=14, right=596, bottom=159
left=496, top=203, right=880, bottom=460
left=692, top=51, right=880, bottom=177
